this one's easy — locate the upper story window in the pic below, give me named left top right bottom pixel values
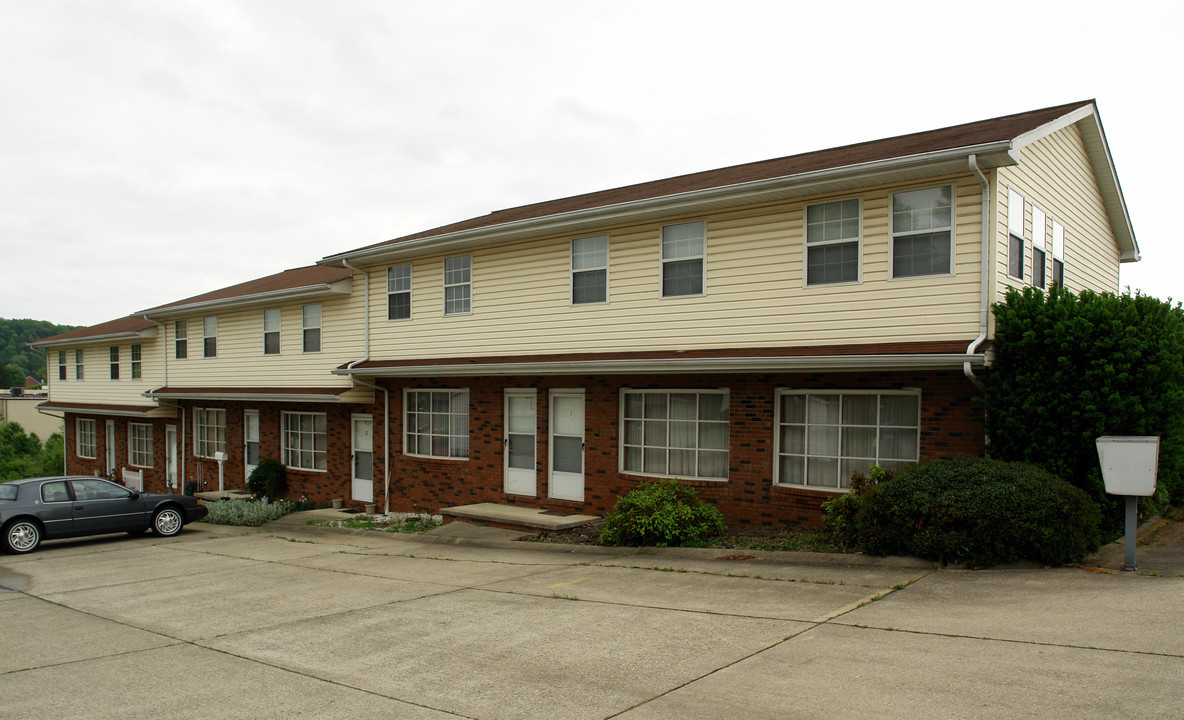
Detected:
left=263, top=309, right=281, bottom=355
left=109, top=346, right=119, bottom=380
left=175, top=320, right=188, bottom=359
left=1032, top=206, right=1047, bottom=289
left=76, top=418, right=96, bottom=459
left=75, top=349, right=84, bottom=380
left=1051, top=221, right=1066, bottom=286
left=57, top=351, right=67, bottom=381
left=194, top=407, right=227, bottom=458
left=130, top=344, right=142, bottom=379
left=128, top=422, right=153, bottom=468
left=202, top=316, right=217, bottom=358
left=661, top=221, right=705, bottom=297
left=621, top=390, right=729, bottom=481
left=405, top=388, right=469, bottom=459
left=444, top=255, right=472, bottom=315
left=302, top=304, right=322, bottom=352
left=571, top=235, right=608, bottom=304
left=387, top=264, right=412, bottom=320
left=1007, top=188, right=1025, bottom=281
left=805, top=199, right=861, bottom=285
left=891, top=185, right=953, bottom=278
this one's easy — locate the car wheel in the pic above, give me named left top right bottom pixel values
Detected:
left=152, top=507, right=184, bottom=537
left=4, top=520, right=41, bottom=554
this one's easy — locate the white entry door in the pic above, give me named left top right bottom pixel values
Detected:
left=548, top=389, right=585, bottom=502
left=165, top=425, right=178, bottom=491
left=244, top=410, right=260, bottom=482
left=105, top=420, right=116, bottom=476
left=504, top=390, right=536, bottom=496
left=351, top=415, right=374, bottom=502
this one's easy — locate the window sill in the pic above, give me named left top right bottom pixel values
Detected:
left=772, top=482, right=848, bottom=494
left=620, top=470, right=727, bottom=483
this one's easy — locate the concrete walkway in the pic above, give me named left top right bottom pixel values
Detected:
left=1, top=514, right=1181, bottom=719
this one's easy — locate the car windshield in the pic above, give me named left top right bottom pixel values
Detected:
left=0, top=484, right=16, bottom=501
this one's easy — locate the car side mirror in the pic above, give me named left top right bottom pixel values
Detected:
left=129, top=492, right=141, bottom=501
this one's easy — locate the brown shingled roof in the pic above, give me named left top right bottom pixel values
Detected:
left=143, top=264, right=353, bottom=313
left=32, top=315, right=157, bottom=346
left=338, top=100, right=1093, bottom=256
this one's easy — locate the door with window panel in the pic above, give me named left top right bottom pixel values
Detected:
left=548, top=390, right=584, bottom=502
left=504, top=390, right=537, bottom=496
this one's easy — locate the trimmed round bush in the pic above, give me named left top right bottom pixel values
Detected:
left=853, top=457, right=1101, bottom=567
left=599, top=479, right=726, bottom=547
left=246, top=458, right=287, bottom=500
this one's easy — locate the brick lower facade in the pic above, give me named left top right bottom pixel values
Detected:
left=62, top=368, right=984, bottom=529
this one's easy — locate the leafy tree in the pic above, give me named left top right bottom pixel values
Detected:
left=0, top=317, right=81, bottom=381
left=0, top=422, right=48, bottom=481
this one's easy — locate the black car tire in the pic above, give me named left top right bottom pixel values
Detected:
left=4, top=519, right=41, bottom=554
left=152, top=507, right=184, bottom=537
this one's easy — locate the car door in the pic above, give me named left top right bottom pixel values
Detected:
left=69, top=478, right=148, bottom=534
left=36, top=480, right=75, bottom=539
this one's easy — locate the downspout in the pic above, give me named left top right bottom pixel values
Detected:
left=342, top=260, right=391, bottom=514
left=965, top=154, right=990, bottom=393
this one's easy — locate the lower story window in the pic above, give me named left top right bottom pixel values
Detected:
left=405, top=389, right=469, bottom=459
left=283, top=412, right=328, bottom=471
left=775, top=390, right=919, bottom=489
left=77, top=418, right=96, bottom=459
left=129, top=423, right=153, bottom=467
left=195, top=408, right=227, bottom=458
left=621, top=390, right=729, bottom=480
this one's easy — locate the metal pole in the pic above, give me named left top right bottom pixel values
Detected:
left=1123, top=495, right=1138, bottom=571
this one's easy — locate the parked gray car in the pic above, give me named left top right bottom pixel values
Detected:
left=1, top=476, right=208, bottom=553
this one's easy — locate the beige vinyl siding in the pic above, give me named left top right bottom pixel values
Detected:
left=994, top=123, right=1121, bottom=297
left=364, top=175, right=984, bottom=359
left=165, top=276, right=365, bottom=388
left=47, top=338, right=164, bottom=408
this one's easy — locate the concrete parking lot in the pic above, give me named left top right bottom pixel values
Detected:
left=1, top=515, right=1181, bottom=719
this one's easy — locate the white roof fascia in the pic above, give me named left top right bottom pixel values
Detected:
left=332, top=353, right=987, bottom=378
left=144, top=390, right=347, bottom=403
left=31, top=326, right=159, bottom=349
left=323, top=142, right=1016, bottom=267
left=137, top=279, right=352, bottom=319
left=36, top=402, right=166, bottom=418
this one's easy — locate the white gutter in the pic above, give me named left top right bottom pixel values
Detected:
left=965, top=155, right=990, bottom=393
left=32, top=327, right=157, bottom=349
left=341, top=260, right=391, bottom=515
left=145, top=391, right=347, bottom=403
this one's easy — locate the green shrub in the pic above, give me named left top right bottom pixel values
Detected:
left=599, top=479, right=726, bottom=547
left=822, top=465, right=891, bottom=550
left=852, top=457, right=1101, bottom=567
left=200, top=498, right=298, bottom=526
left=246, top=458, right=287, bottom=500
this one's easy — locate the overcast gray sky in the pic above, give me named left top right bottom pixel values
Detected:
left=2, top=0, right=1180, bottom=327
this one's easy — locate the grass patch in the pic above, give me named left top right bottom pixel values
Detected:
left=200, top=499, right=300, bottom=527
left=307, top=513, right=442, bottom=534
left=528, top=523, right=847, bottom=553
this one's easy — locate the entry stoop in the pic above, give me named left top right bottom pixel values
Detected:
left=440, top=503, right=600, bottom=533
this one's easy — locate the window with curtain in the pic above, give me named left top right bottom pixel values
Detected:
left=283, top=412, right=327, bottom=470
left=660, top=221, right=705, bottom=297
left=891, top=185, right=953, bottom=278
left=621, top=390, right=728, bottom=480
left=571, top=235, right=608, bottom=304
left=405, top=389, right=469, bottom=459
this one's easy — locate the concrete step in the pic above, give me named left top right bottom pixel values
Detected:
left=440, top=502, right=600, bottom=532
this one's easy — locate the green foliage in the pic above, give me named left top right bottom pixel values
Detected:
left=246, top=458, right=287, bottom=499
left=984, top=287, right=1184, bottom=515
left=822, top=465, right=892, bottom=550
left=833, top=458, right=1101, bottom=567
left=0, top=423, right=60, bottom=481
left=0, top=318, right=80, bottom=382
left=200, top=498, right=299, bottom=526
left=599, top=478, right=727, bottom=547
left=309, top=514, right=442, bottom=533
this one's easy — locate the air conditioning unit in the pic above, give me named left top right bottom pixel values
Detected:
left=8, top=387, right=24, bottom=397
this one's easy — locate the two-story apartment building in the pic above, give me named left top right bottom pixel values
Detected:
left=33, top=100, right=1137, bottom=527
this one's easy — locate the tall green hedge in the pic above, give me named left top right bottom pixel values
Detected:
left=984, top=286, right=1184, bottom=518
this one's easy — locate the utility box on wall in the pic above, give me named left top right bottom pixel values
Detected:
left=1096, top=436, right=1160, bottom=496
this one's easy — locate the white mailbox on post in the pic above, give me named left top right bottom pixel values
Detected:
left=1096, top=436, right=1159, bottom=571
left=213, top=451, right=229, bottom=493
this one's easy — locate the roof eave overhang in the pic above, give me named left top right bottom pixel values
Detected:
left=322, top=142, right=1018, bottom=267
left=31, top=327, right=159, bottom=349
left=35, top=401, right=170, bottom=418
left=138, top=280, right=353, bottom=319
left=334, top=353, right=987, bottom=378
left=144, top=390, right=348, bottom=403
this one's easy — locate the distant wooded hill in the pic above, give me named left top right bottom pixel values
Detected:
left=0, top=318, right=80, bottom=387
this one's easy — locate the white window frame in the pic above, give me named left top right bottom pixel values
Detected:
left=76, top=418, right=96, bottom=459
left=130, top=344, right=142, bottom=379
left=1051, top=220, right=1066, bottom=286
left=387, top=264, right=412, bottom=320
left=1032, top=206, right=1047, bottom=289
left=194, top=407, right=227, bottom=458
left=57, top=351, right=67, bottom=381
left=263, top=308, right=281, bottom=355
left=660, top=221, right=706, bottom=298
left=404, top=388, right=470, bottom=460
left=75, top=349, right=84, bottom=380
left=175, top=320, right=188, bottom=359
left=282, top=411, right=328, bottom=471
left=302, top=303, right=322, bottom=353
left=890, top=185, right=954, bottom=279
left=202, top=316, right=217, bottom=358
left=571, top=234, right=609, bottom=305
left=128, top=422, right=153, bottom=468
left=109, top=346, right=119, bottom=380
left=443, top=255, right=472, bottom=316
left=1007, top=188, right=1025, bottom=281
left=804, top=198, right=862, bottom=286
left=774, top=389, right=921, bottom=491
left=620, top=389, right=729, bottom=481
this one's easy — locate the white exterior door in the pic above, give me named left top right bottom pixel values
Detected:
left=105, top=420, right=116, bottom=476
left=244, top=410, right=260, bottom=482
left=504, top=390, right=537, bottom=496
left=548, top=389, right=585, bottom=502
left=165, top=425, right=178, bottom=491
left=351, top=415, right=374, bottom=502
